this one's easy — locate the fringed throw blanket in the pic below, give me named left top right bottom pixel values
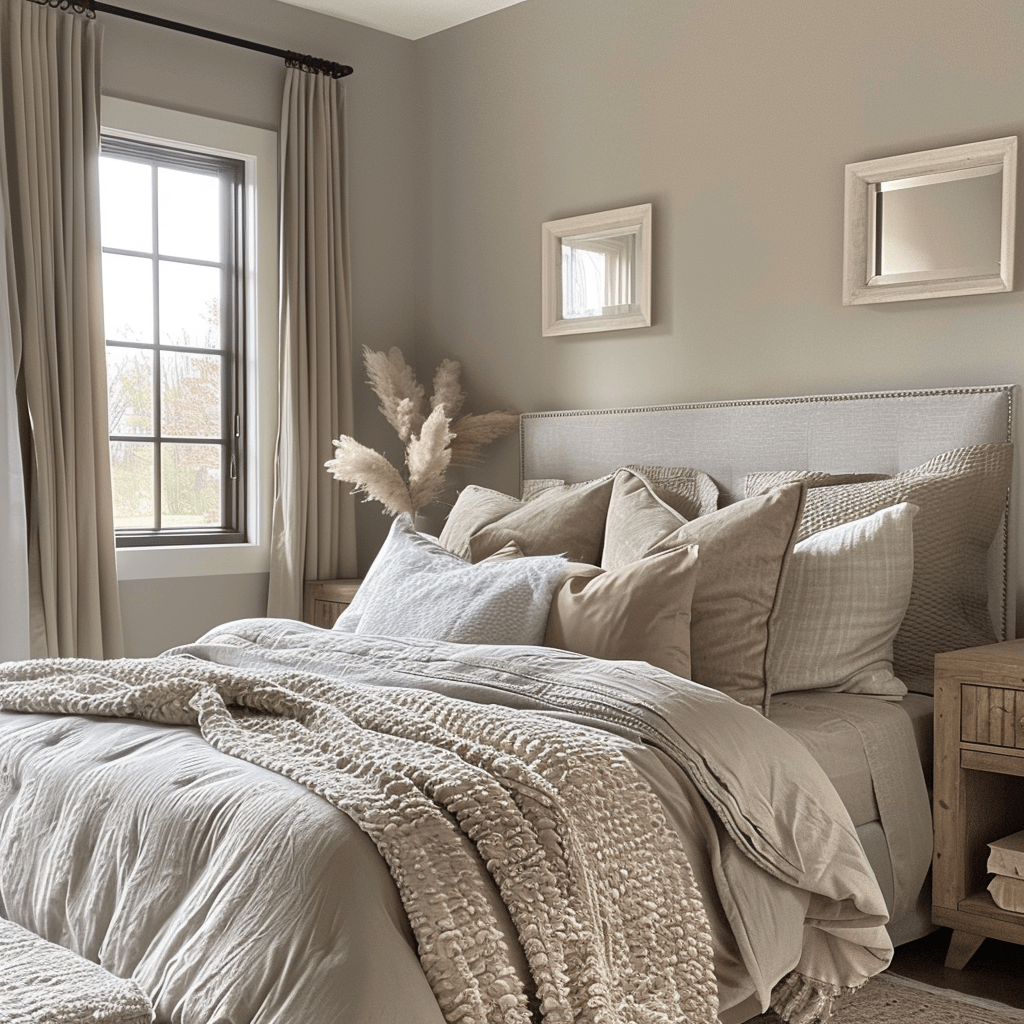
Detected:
left=0, top=656, right=718, bottom=1024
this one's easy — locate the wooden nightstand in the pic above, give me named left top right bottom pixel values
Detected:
left=933, top=639, right=1024, bottom=968
left=303, top=579, right=362, bottom=629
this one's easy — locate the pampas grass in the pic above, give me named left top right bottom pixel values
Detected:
left=325, top=347, right=517, bottom=516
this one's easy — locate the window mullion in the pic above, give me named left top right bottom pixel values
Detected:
left=151, top=160, right=162, bottom=534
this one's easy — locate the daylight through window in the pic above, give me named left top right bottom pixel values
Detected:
left=100, top=137, right=246, bottom=546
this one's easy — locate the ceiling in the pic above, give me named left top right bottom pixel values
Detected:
left=271, top=0, right=529, bottom=40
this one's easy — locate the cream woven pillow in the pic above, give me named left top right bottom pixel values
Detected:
left=746, top=444, right=1013, bottom=693
left=766, top=503, right=918, bottom=697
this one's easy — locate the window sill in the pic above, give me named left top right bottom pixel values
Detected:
left=115, top=541, right=270, bottom=581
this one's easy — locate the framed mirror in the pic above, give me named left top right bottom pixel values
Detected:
left=842, top=137, right=1016, bottom=305
left=542, top=203, right=651, bottom=335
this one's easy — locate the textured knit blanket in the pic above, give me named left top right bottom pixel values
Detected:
left=0, top=655, right=718, bottom=1024
left=0, top=916, right=152, bottom=1024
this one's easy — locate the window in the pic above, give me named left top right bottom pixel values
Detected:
left=99, top=136, right=246, bottom=546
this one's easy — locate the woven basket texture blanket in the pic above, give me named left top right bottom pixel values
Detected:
left=0, top=655, right=717, bottom=1024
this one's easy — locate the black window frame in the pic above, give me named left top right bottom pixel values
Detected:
left=100, top=135, right=247, bottom=548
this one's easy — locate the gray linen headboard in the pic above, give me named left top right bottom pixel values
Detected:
left=520, top=385, right=1019, bottom=640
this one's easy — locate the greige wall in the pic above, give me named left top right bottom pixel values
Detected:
left=417, top=0, right=1024, bottom=416
left=100, top=0, right=420, bottom=654
left=414, top=0, right=1024, bottom=628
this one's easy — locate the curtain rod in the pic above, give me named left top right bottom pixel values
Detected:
left=29, top=0, right=354, bottom=78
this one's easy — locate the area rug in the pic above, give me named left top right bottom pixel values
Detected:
left=748, top=972, right=1024, bottom=1023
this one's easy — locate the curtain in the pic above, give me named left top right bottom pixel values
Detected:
left=0, top=0, right=123, bottom=658
left=267, top=66, right=357, bottom=618
left=0, top=194, right=30, bottom=662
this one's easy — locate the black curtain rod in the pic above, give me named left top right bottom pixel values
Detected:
left=29, top=0, right=354, bottom=78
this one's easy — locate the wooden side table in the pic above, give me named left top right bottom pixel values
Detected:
left=933, top=638, right=1024, bottom=968
left=303, top=579, right=362, bottom=629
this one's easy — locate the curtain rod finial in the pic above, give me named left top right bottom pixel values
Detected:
left=285, top=51, right=353, bottom=78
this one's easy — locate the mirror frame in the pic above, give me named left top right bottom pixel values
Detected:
left=842, top=136, right=1017, bottom=305
left=542, top=203, right=651, bottom=336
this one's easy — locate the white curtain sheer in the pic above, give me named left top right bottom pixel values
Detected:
left=0, top=0, right=122, bottom=658
left=267, top=67, right=357, bottom=618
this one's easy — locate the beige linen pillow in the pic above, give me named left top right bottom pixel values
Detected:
left=746, top=444, right=1013, bottom=693
left=766, top=503, right=918, bottom=698
left=524, top=465, right=718, bottom=520
left=545, top=545, right=699, bottom=679
left=438, top=486, right=523, bottom=559
left=441, top=475, right=616, bottom=564
left=613, top=482, right=805, bottom=712
left=623, top=464, right=719, bottom=519
left=601, top=468, right=688, bottom=571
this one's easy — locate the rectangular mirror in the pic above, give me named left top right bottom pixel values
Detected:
left=842, top=137, right=1016, bottom=304
left=542, top=204, right=651, bottom=335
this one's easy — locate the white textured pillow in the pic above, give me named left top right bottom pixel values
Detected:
left=348, top=514, right=567, bottom=646
left=766, top=502, right=918, bottom=697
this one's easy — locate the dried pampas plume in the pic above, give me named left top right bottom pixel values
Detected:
left=325, top=347, right=518, bottom=516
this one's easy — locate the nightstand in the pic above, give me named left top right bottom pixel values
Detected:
left=303, top=579, right=362, bottom=629
left=933, top=639, right=1024, bottom=968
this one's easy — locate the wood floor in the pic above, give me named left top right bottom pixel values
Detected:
left=889, top=927, right=1024, bottom=1010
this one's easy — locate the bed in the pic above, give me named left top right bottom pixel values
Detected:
left=0, top=384, right=1017, bottom=1024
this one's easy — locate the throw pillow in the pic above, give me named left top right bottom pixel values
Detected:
left=746, top=444, right=1013, bottom=693
left=622, top=464, right=720, bottom=519
left=545, top=544, right=699, bottom=679
left=524, top=465, right=718, bottom=520
left=611, top=482, right=806, bottom=712
left=345, top=515, right=568, bottom=646
left=439, top=475, right=616, bottom=564
left=766, top=503, right=918, bottom=697
left=601, top=468, right=688, bottom=571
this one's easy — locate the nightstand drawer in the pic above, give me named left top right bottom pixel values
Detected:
left=962, top=684, right=1024, bottom=749
left=303, top=579, right=362, bottom=629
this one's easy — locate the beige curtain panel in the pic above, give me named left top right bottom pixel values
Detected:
left=268, top=66, right=357, bottom=618
left=0, top=0, right=123, bottom=658
left=0, top=192, right=30, bottom=662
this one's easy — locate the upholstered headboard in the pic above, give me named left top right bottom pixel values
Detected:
left=520, top=386, right=1018, bottom=640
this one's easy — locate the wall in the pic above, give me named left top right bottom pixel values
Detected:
left=98, top=0, right=421, bottom=654
left=414, top=0, right=1024, bottom=628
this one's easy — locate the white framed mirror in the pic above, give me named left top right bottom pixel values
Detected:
left=842, top=136, right=1016, bottom=305
left=542, top=203, right=651, bottom=335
